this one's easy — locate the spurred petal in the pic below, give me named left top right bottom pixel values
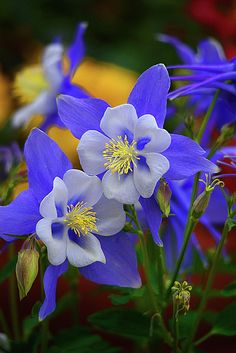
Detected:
left=39, top=260, right=68, bottom=320
left=78, top=130, right=109, bottom=175
left=139, top=196, right=163, bottom=246
left=162, top=134, right=219, bottom=180
left=57, top=95, right=109, bottom=139
left=197, top=38, right=226, bottom=64
left=102, top=171, right=139, bottom=204
left=67, top=22, right=87, bottom=75
left=79, top=232, right=141, bottom=288
left=24, top=128, right=72, bottom=202
left=93, top=195, right=126, bottom=236
left=0, top=189, right=40, bottom=241
left=128, top=64, right=170, bottom=128
left=100, top=104, right=138, bottom=138
left=158, top=34, right=196, bottom=64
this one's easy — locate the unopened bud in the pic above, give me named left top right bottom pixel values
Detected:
left=157, top=179, right=172, bottom=217
left=16, top=248, right=39, bottom=300
left=216, top=123, right=235, bottom=147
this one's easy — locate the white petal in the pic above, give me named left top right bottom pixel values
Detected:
left=78, top=130, right=109, bottom=175
left=134, top=153, right=170, bottom=198
left=66, top=233, right=106, bottom=267
left=36, top=218, right=67, bottom=266
left=102, top=171, right=139, bottom=204
left=100, top=104, right=138, bottom=139
left=42, top=43, right=64, bottom=91
left=12, top=91, right=56, bottom=128
left=93, top=195, right=126, bottom=235
left=63, top=169, right=102, bottom=206
left=39, top=177, right=68, bottom=218
left=134, top=114, right=171, bottom=153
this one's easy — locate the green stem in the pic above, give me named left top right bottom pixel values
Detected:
left=40, top=257, right=48, bottom=353
left=9, top=244, right=20, bottom=340
left=194, top=331, right=213, bottom=346
left=173, top=302, right=180, bottom=353
left=0, top=309, right=11, bottom=338
left=184, top=221, right=229, bottom=352
left=196, top=90, right=219, bottom=143
left=156, top=246, right=166, bottom=301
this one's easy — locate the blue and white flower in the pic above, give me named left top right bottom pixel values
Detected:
left=58, top=64, right=218, bottom=206
left=0, top=129, right=141, bottom=320
left=12, top=23, right=88, bottom=130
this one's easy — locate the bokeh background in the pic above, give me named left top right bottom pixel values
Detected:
left=0, top=0, right=236, bottom=352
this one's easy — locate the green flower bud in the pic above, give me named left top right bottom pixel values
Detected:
left=192, top=190, right=211, bottom=221
left=157, top=179, right=172, bottom=217
left=16, top=248, right=39, bottom=300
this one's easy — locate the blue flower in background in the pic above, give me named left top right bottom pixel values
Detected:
left=0, top=129, right=141, bottom=320
left=57, top=64, right=217, bottom=208
left=158, top=34, right=236, bottom=141
left=0, top=143, right=22, bottom=182
left=12, top=23, right=89, bottom=131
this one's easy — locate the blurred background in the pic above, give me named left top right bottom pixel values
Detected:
left=0, top=1, right=236, bottom=352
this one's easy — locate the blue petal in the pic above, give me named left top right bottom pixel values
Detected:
left=57, top=95, right=109, bottom=139
left=128, top=64, right=170, bottom=128
left=67, top=22, right=87, bottom=75
left=59, top=76, right=89, bottom=98
left=158, top=34, right=196, bottom=64
left=0, top=189, right=40, bottom=240
left=197, top=39, right=226, bottom=65
left=39, top=260, right=68, bottom=321
left=24, top=128, right=72, bottom=202
left=40, top=112, right=65, bottom=131
left=162, top=134, right=218, bottom=180
left=139, top=196, right=163, bottom=246
left=79, top=232, right=141, bottom=288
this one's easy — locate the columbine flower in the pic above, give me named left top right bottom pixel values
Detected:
left=57, top=64, right=218, bottom=207
left=12, top=23, right=88, bottom=130
left=158, top=35, right=236, bottom=140
left=0, top=129, right=140, bottom=320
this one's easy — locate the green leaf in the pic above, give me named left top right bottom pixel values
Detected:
left=23, top=303, right=41, bottom=340
left=211, top=302, right=236, bottom=336
left=0, top=255, right=17, bottom=284
left=89, top=308, right=151, bottom=340
left=221, top=280, right=236, bottom=297
left=48, top=326, right=120, bottom=353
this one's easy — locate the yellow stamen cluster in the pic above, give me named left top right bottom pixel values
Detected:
left=13, top=65, right=49, bottom=104
left=172, top=281, right=192, bottom=315
left=103, top=135, right=139, bottom=175
left=64, top=201, right=98, bottom=236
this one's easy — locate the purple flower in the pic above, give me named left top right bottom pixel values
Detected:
left=0, top=143, right=22, bottom=182
left=158, top=35, right=236, bottom=139
left=12, top=23, right=89, bottom=131
left=57, top=64, right=217, bottom=208
left=0, top=129, right=141, bottom=320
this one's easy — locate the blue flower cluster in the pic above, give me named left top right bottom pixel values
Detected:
left=0, top=24, right=235, bottom=321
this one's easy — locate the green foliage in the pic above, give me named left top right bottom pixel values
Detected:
left=48, top=326, right=120, bottom=353
left=109, top=286, right=145, bottom=306
left=221, top=280, right=236, bottom=297
left=211, top=302, right=236, bottom=336
left=89, top=308, right=152, bottom=340
left=0, top=255, right=17, bottom=284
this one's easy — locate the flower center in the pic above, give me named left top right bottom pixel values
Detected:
left=64, top=201, right=98, bottom=236
left=13, top=65, right=49, bottom=104
left=103, top=135, right=139, bottom=175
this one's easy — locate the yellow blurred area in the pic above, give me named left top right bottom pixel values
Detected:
left=0, top=73, right=13, bottom=127
left=13, top=57, right=138, bottom=197
left=73, top=58, right=137, bottom=106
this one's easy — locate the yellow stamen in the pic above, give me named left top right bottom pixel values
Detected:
left=13, top=65, right=49, bottom=104
left=64, top=201, right=98, bottom=236
left=103, top=135, right=139, bottom=175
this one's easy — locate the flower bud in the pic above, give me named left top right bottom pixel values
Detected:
left=16, top=248, right=39, bottom=300
left=192, top=190, right=211, bottom=221
left=157, top=179, right=172, bottom=217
